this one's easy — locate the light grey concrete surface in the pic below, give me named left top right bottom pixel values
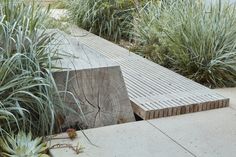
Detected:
left=50, top=88, right=236, bottom=157
left=214, top=88, right=236, bottom=109
left=49, top=121, right=193, bottom=157
left=148, top=108, right=236, bottom=157
left=146, top=88, right=236, bottom=157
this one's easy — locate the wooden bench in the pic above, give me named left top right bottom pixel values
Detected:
left=69, top=26, right=229, bottom=120
left=52, top=32, right=135, bottom=128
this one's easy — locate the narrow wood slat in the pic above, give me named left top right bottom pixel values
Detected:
left=74, top=28, right=230, bottom=120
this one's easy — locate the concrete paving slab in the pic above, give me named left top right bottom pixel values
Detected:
left=148, top=108, right=236, bottom=157
left=213, top=88, right=236, bottom=110
left=49, top=121, right=193, bottom=157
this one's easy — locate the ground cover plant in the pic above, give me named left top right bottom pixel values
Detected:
left=0, top=132, right=49, bottom=157
left=132, top=0, right=236, bottom=88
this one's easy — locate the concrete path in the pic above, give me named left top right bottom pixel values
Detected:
left=50, top=88, right=236, bottom=157
left=50, top=121, right=193, bottom=157
left=214, top=88, right=236, bottom=110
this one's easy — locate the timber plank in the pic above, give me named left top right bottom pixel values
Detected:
left=69, top=27, right=230, bottom=120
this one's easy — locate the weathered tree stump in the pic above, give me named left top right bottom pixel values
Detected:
left=53, top=33, right=135, bottom=129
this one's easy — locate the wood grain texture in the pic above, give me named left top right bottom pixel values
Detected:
left=68, top=26, right=230, bottom=120
left=53, top=33, right=135, bottom=128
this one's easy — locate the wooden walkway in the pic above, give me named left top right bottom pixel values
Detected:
left=69, top=27, right=229, bottom=120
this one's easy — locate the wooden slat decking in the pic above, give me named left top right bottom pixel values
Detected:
left=69, top=27, right=229, bottom=120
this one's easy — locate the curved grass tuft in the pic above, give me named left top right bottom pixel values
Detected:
left=133, top=0, right=236, bottom=88
left=0, top=0, right=83, bottom=137
left=65, top=0, right=136, bottom=42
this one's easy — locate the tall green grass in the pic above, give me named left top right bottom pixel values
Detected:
left=133, top=0, right=236, bottom=88
left=132, top=1, right=161, bottom=45
left=0, top=0, right=81, bottom=137
left=65, top=0, right=136, bottom=42
left=131, top=1, right=171, bottom=66
left=50, top=0, right=67, bottom=9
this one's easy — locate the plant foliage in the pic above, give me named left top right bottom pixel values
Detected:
left=133, top=0, right=236, bottom=88
left=65, top=0, right=136, bottom=42
left=0, top=0, right=79, bottom=137
left=131, top=0, right=171, bottom=66
left=0, top=132, right=49, bottom=157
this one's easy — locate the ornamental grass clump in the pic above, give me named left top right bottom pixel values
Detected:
left=132, top=0, right=161, bottom=45
left=65, top=0, right=135, bottom=42
left=159, top=0, right=236, bottom=88
left=131, top=1, right=171, bottom=66
left=133, top=0, right=236, bottom=88
left=0, top=0, right=81, bottom=137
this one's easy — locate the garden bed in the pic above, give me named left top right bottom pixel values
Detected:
left=1, top=0, right=236, bottom=156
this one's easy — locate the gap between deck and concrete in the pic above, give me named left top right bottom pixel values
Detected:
left=50, top=88, right=236, bottom=157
